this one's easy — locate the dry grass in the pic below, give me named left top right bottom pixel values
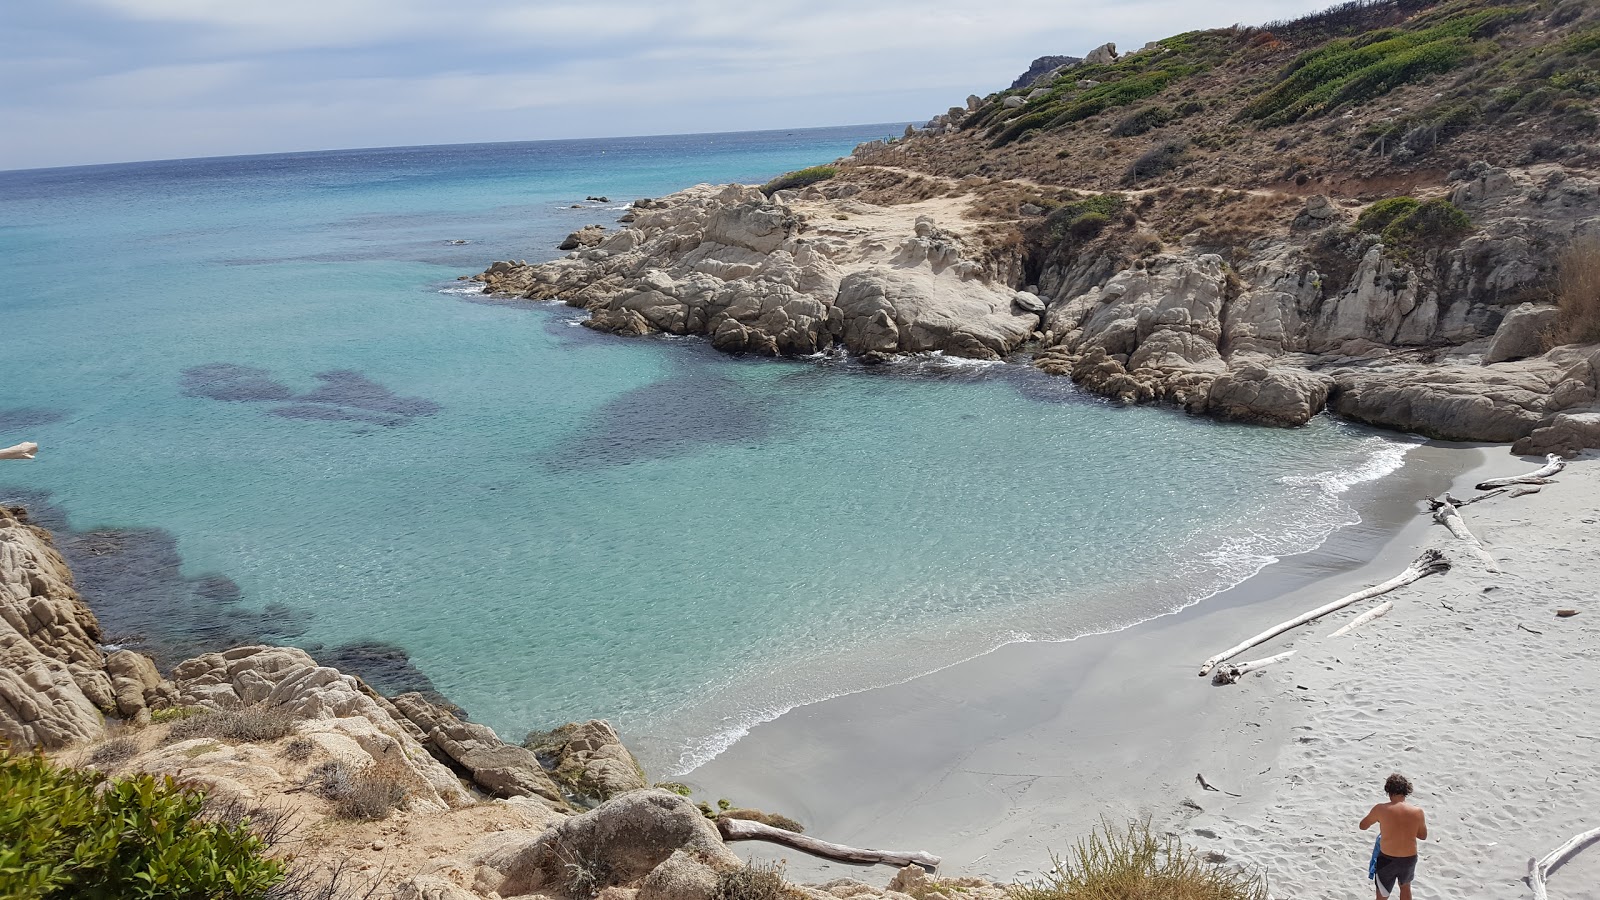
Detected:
left=1008, top=820, right=1267, bottom=900
left=307, top=759, right=409, bottom=821
left=165, top=704, right=299, bottom=744
left=1550, top=235, right=1600, bottom=346
left=711, top=861, right=791, bottom=900
left=87, top=736, right=140, bottom=767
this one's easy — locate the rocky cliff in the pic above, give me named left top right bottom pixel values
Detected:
left=472, top=0, right=1600, bottom=452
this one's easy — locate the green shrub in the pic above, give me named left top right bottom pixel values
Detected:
left=1123, top=139, right=1188, bottom=184
left=762, top=166, right=836, bottom=195
left=149, top=706, right=205, bottom=724
left=165, top=704, right=298, bottom=744
left=1008, top=820, right=1266, bottom=900
left=1044, top=194, right=1127, bottom=242
left=1380, top=198, right=1471, bottom=249
left=1356, top=196, right=1420, bottom=233
left=0, top=749, right=285, bottom=899
left=1111, top=106, right=1176, bottom=137
left=1243, top=5, right=1531, bottom=125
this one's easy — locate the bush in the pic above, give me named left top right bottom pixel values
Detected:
left=1123, top=139, right=1188, bottom=184
left=1044, top=194, right=1127, bottom=242
left=1111, top=106, right=1175, bottom=137
left=165, top=704, right=299, bottom=744
left=0, top=749, right=285, bottom=899
left=280, top=736, right=316, bottom=763
left=1356, top=196, right=1420, bottom=233
left=150, top=705, right=205, bottom=724
left=1008, top=820, right=1266, bottom=900
left=1380, top=198, right=1471, bottom=250
left=711, top=862, right=789, bottom=900
left=762, top=166, right=836, bottom=195
left=1550, top=235, right=1600, bottom=345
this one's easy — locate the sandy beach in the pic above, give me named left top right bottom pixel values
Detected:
left=685, top=444, right=1600, bottom=899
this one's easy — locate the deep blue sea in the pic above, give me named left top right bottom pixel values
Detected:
left=0, top=126, right=1413, bottom=773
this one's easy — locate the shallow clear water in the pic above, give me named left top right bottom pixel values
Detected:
left=0, top=127, right=1412, bottom=773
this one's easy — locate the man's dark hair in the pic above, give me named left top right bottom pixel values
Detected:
left=1385, top=773, right=1413, bottom=796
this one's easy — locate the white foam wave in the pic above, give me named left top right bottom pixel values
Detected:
left=435, top=284, right=488, bottom=295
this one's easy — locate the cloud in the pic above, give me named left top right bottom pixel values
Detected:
left=3, top=0, right=1343, bottom=169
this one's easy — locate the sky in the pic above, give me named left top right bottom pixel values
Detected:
left=1, top=0, right=1341, bottom=170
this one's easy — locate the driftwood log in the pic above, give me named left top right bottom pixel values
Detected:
left=1198, top=550, right=1450, bottom=677
left=716, top=817, right=941, bottom=871
left=1528, top=825, right=1600, bottom=900
left=1211, top=650, right=1295, bottom=685
left=1429, top=494, right=1501, bottom=573
left=1330, top=600, right=1394, bottom=638
left=1477, top=454, right=1564, bottom=491
left=0, top=442, right=38, bottom=460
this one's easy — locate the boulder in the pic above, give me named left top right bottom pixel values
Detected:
left=560, top=224, right=608, bottom=251
left=636, top=850, right=721, bottom=900
left=1084, top=42, right=1118, bottom=64
left=479, top=790, right=741, bottom=898
left=1511, top=408, right=1600, bottom=456
left=105, top=649, right=174, bottom=721
left=1002, top=96, right=1026, bottom=109
left=1484, top=302, right=1560, bottom=364
left=1207, top=364, right=1334, bottom=427
left=545, top=719, right=648, bottom=802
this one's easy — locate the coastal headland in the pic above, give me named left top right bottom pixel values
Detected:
left=7, top=1, right=1600, bottom=898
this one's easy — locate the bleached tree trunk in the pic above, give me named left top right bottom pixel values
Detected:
left=1430, top=495, right=1501, bottom=573
left=1529, top=825, right=1600, bottom=900
left=1198, top=550, right=1449, bottom=677
left=1211, top=650, right=1295, bottom=685
left=0, top=442, right=38, bottom=460
left=1476, top=454, right=1564, bottom=491
left=716, top=817, right=941, bottom=871
left=1330, top=601, right=1394, bottom=637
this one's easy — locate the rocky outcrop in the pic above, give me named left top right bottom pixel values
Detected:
left=1328, top=344, right=1600, bottom=442
left=476, top=790, right=742, bottom=899
left=391, top=691, right=567, bottom=804
left=476, top=185, right=1038, bottom=361
left=559, top=224, right=608, bottom=251
left=0, top=506, right=112, bottom=748
left=171, top=645, right=474, bottom=812
left=1513, top=408, right=1600, bottom=456
left=543, top=719, right=648, bottom=802
left=1207, top=365, right=1335, bottom=428
left=1009, top=55, right=1081, bottom=90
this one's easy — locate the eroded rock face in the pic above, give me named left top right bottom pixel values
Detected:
left=391, top=691, right=567, bottom=804
left=1484, top=302, right=1560, bottom=365
left=479, top=790, right=741, bottom=898
left=1329, top=345, right=1600, bottom=442
left=171, top=645, right=473, bottom=812
left=560, top=224, right=608, bottom=251
left=1, top=508, right=109, bottom=749
left=1512, top=408, right=1600, bottom=456
left=475, top=185, right=1037, bottom=361
left=1207, top=364, right=1334, bottom=428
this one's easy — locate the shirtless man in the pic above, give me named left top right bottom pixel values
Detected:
left=1360, top=773, right=1429, bottom=899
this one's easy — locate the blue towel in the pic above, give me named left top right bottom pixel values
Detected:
left=1368, top=836, right=1381, bottom=879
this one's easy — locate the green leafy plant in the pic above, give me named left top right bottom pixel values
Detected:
left=1379, top=197, right=1471, bottom=254
left=1356, top=196, right=1421, bottom=233
left=1044, top=194, right=1127, bottom=242
left=1008, top=820, right=1266, bottom=900
left=0, top=748, right=285, bottom=899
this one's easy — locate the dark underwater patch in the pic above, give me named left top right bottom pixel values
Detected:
left=553, top=371, right=770, bottom=468
left=0, top=407, right=68, bottom=433
left=180, top=363, right=440, bottom=427
left=180, top=363, right=295, bottom=402
left=309, top=639, right=458, bottom=711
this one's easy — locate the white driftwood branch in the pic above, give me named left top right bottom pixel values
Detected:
left=1331, top=601, right=1394, bottom=638
left=1198, top=550, right=1450, bottom=677
left=1477, top=454, right=1564, bottom=491
left=0, top=442, right=38, bottom=460
left=1530, top=825, right=1600, bottom=900
left=1430, top=494, right=1501, bottom=573
left=1211, top=650, right=1295, bottom=685
left=716, top=817, right=941, bottom=871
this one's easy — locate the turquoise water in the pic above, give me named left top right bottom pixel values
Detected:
left=0, top=127, right=1413, bottom=774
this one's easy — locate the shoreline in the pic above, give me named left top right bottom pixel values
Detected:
left=682, top=441, right=1560, bottom=885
